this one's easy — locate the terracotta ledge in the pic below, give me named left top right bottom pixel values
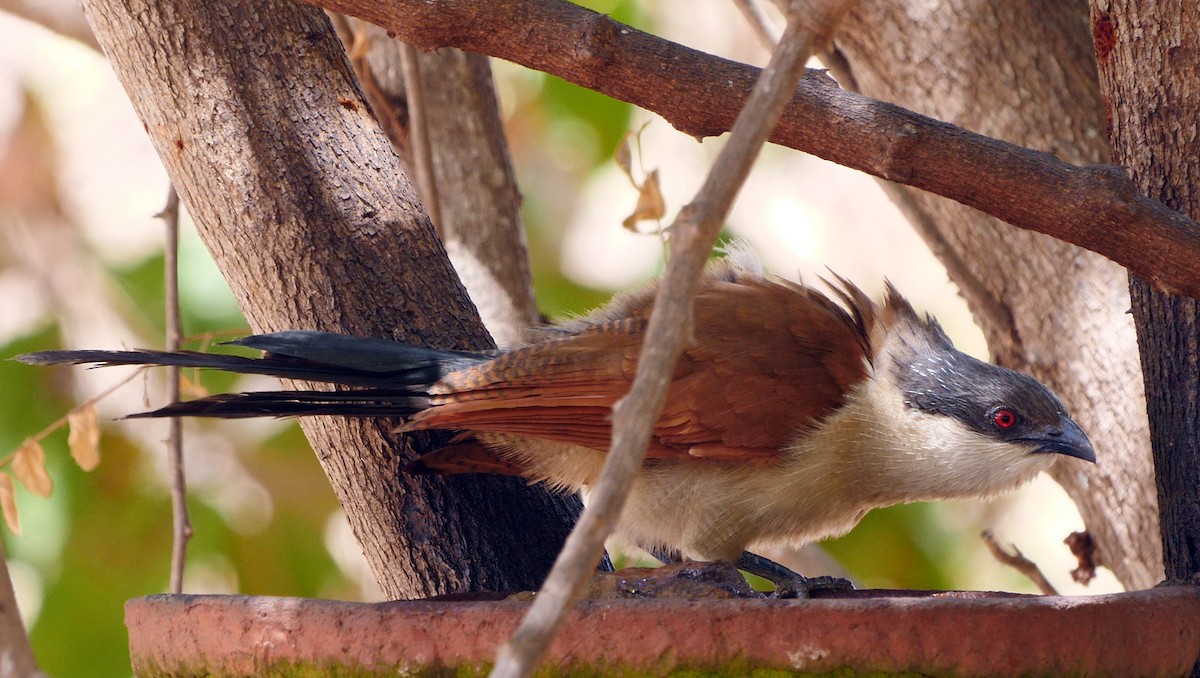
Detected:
left=126, top=586, right=1200, bottom=676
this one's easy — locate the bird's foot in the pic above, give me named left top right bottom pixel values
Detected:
left=735, top=551, right=855, bottom=599
left=771, top=574, right=855, bottom=599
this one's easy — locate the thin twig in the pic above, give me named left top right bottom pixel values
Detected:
left=157, top=185, right=191, bottom=595
left=398, top=42, right=442, bottom=235
left=489, top=2, right=855, bottom=676
left=0, top=369, right=142, bottom=469
left=981, top=530, right=1057, bottom=595
left=732, top=0, right=781, bottom=48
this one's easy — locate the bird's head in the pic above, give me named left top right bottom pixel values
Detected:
left=851, top=284, right=1095, bottom=499
left=895, top=342, right=1094, bottom=457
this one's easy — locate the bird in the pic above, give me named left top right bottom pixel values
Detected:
left=18, top=263, right=1095, bottom=592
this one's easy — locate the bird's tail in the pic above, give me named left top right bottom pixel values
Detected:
left=16, top=330, right=491, bottom=419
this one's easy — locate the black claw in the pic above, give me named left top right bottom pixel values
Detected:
left=735, top=551, right=855, bottom=598
left=771, top=574, right=855, bottom=599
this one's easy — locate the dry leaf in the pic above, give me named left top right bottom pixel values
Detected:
left=615, top=130, right=634, bottom=180
left=0, top=90, right=58, bottom=214
left=13, top=440, right=53, bottom=498
left=0, top=474, right=18, bottom=535
left=622, top=169, right=666, bottom=231
left=180, top=373, right=210, bottom=399
left=67, top=405, right=101, bottom=472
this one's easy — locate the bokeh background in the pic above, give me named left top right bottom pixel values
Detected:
left=0, top=1, right=1120, bottom=675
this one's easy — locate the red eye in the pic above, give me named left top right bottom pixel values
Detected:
left=993, top=408, right=1018, bottom=429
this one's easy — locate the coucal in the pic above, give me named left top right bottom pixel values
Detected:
left=19, top=264, right=1095, bottom=588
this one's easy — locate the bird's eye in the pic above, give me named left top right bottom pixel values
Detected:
left=992, top=408, right=1018, bottom=429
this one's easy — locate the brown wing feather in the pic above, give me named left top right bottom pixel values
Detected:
left=408, top=436, right=528, bottom=475
left=403, top=271, right=872, bottom=461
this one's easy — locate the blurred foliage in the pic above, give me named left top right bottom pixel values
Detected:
left=0, top=2, right=1012, bottom=676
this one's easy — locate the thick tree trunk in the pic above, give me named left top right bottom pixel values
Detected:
left=78, top=0, right=578, bottom=599
left=1089, top=0, right=1200, bottom=584
left=830, top=0, right=1161, bottom=590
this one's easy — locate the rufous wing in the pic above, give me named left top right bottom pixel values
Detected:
left=403, top=272, right=872, bottom=463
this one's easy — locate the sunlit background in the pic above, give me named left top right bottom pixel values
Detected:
left=0, top=2, right=1119, bottom=675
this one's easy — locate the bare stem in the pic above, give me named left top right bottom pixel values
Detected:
left=980, top=530, right=1058, bottom=596
left=488, top=2, right=855, bottom=676
left=158, top=185, right=191, bottom=595
left=732, top=0, right=781, bottom=48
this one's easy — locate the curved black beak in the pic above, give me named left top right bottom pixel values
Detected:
left=1023, top=416, right=1095, bottom=463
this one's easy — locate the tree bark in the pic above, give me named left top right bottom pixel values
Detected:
left=415, top=49, right=541, bottom=348
left=346, top=26, right=539, bottom=346
left=828, top=1, right=1161, bottom=589
left=78, top=0, right=578, bottom=599
left=1089, top=0, right=1200, bottom=584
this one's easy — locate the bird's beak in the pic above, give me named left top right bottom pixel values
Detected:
left=1023, top=416, right=1096, bottom=463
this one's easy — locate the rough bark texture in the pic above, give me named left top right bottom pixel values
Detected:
left=347, top=27, right=539, bottom=346
left=1089, top=0, right=1200, bottom=584
left=830, top=1, right=1161, bottom=589
left=417, top=49, right=541, bottom=348
left=348, top=21, right=414, bottom=168
left=78, top=0, right=578, bottom=599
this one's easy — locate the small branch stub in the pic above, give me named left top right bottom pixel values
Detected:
left=981, top=530, right=1057, bottom=596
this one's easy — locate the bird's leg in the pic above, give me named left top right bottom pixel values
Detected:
left=736, top=551, right=855, bottom=599
left=648, top=547, right=683, bottom=566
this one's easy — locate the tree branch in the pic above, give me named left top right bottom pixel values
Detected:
left=78, top=0, right=578, bottom=599
left=489, top=2, right=854, bottom=676
left=0, top=540, right=41, bottom=677
left=732, top=0, right=781, bottom=47
left=343, top=24, right=540, bottom=346
left=980, top=530, right=1057, bottom=596
left=397, top=42, right=442, bottom=235
left=406, top=48, right=542, bottom=346
left=156, top=185, right=191, bottom=594
left=300, top=0, right=1200, bottom=300
left=1090, top=0, right=1200, bottom=591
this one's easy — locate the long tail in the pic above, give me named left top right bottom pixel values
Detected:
left=16, top=330, right=490, bottom=419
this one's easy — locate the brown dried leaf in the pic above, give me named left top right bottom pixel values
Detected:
left=13, top=440, right=53, bottom=498
left=621, top=169, right=666, bottom=231
left=180, top=373, right=210, bottom=399
left=1065, top=531, right=1097, bottom=585
left=0, top=90, right=59, bottom=215
left=615, top=130, right=635, bottom=182
left=0, top=474, right=18, bottom=535
left=67, top=404, right=101, bottom=472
